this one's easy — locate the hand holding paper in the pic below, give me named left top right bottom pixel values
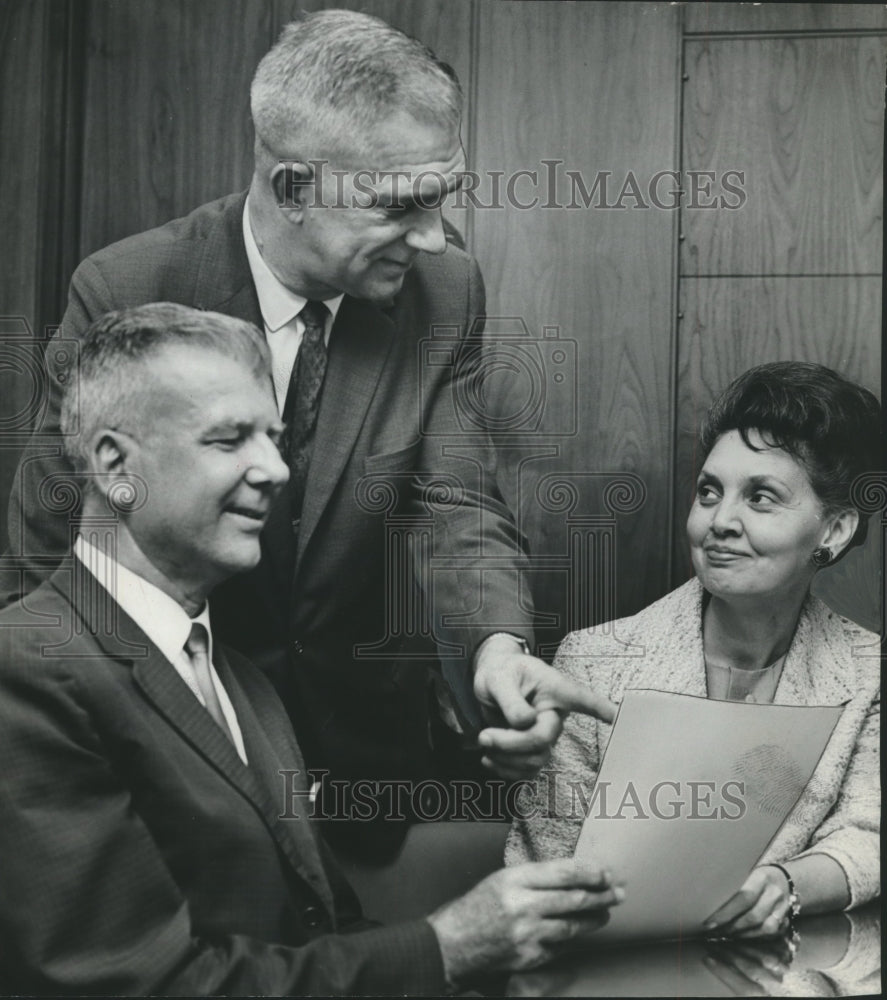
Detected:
left=572, top=689, right=842, bottom=941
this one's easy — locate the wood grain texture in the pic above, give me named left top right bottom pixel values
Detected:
left=271, top=0, right=475, bottom=244
left=0, top=0, right=48, bottom=528
left=36, top=1, right=87, bottom=343
left=672, top=275, right=882, bottom=630
left=684, top=2, right=887, bottom=35
left=472, top=1, right=682, bottom=634
left=0, top=0, right=45, bottom=323
left=681, top=35, right=885, bottom=277
left=79, top=0, right=273, bottom=257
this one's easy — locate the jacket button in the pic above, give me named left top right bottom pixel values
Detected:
left=303, top=905, right=322, bottom=928
left=292, top=640, right=304, bottom=654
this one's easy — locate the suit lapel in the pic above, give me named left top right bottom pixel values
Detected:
left=52, top=564, right=327, bottom=899
left=668, top=581, right=709, bottom=698
left=295, top=295, right=397, bottom=566
left=131, top=645, right=254, bottom=789
left=774, top=597, right=856, bottom=707
left=213, top=648, right=336, bottom=916
left=55, top=564, right=256, bottom=794
left=621, top=580, right=709, bottom=698
left=191, top=192, right=263, bottom=326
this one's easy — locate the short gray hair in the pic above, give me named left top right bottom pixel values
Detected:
left=60, top=303, right=271, bottom=469
left=250, top=9, right=462, bottom=164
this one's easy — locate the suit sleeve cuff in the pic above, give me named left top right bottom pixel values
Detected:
left=471, top=631, right=533, bottom=667
left=343, top=917, right=448, bottom=995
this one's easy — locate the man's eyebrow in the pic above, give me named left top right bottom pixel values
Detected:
left=376, top=172, right=465, bottom=208
left=201, top=420, right=249, bottom=436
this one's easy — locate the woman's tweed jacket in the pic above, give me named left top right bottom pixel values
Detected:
left=505, top=578, right=880, bottom=907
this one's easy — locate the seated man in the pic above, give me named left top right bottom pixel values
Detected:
left=0, top=304, right=623, bottom=995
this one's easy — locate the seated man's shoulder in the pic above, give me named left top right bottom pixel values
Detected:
left=0, top=578, right=91, bottom=701
left=0, top=574, right=71, bottom=640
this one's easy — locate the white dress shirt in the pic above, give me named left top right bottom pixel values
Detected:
left=242, top=199, right=343, bottom=412
left=74, top=536, right=248, bottom=763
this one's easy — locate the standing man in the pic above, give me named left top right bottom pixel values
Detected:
left=6, top=10, right=613, bottom=854
left=0, top=304, right=624, bottom=995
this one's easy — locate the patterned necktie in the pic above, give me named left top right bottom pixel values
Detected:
left=184, top=623, right=234, bottom=743
left=284, top=300, right=330, bottom=536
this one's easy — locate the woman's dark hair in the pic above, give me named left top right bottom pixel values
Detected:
left=700, top=362, right=882, bottom=553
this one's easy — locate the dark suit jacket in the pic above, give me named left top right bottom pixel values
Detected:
left=0, top=563, right=446, bottom=995
left=5, top=193, right=534, bottom=801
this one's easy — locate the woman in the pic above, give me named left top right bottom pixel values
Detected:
left=506, top=362, right=881, bottom=937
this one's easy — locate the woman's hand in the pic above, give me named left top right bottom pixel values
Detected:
left=703, top=866, right=793, bottom=938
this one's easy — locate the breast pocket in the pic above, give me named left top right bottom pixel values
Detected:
left=363, top=440, right=422, bottom=474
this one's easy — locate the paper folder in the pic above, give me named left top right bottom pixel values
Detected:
left=573, top=688, right=842, bottom=941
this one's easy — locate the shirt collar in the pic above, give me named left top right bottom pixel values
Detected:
left=74, top=536, right=212, bottom=668
left=242, top=197, right=343, bottom=333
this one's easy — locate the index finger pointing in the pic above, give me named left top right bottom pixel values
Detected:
left=545, top=673, right=617, bottom=723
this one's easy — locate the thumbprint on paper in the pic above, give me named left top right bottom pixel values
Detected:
left=730, top=744, right=806, bottom=818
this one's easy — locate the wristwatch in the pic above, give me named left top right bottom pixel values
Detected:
left=483, top=632, right=531, bottom=656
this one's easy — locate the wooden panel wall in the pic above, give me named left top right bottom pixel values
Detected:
left=78, top=0, right=271, bottom=257
left=684, top=3, right=887, bottom=34
left=1, top=1, right=882, bottom=638
left=0, top=2, right=86, bottom=518
left=0, top=0, right=48, bottom=513
left=471, top=1, right=681, bottom=651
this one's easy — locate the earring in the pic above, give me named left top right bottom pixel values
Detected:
left=811, top=546, right=832, bottom=568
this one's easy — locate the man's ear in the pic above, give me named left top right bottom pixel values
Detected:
left=820, top=508, right=860, bottom=561
left=270, top=160, right=315, bottom=219
left=86, top=428, right=132, bottom=501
